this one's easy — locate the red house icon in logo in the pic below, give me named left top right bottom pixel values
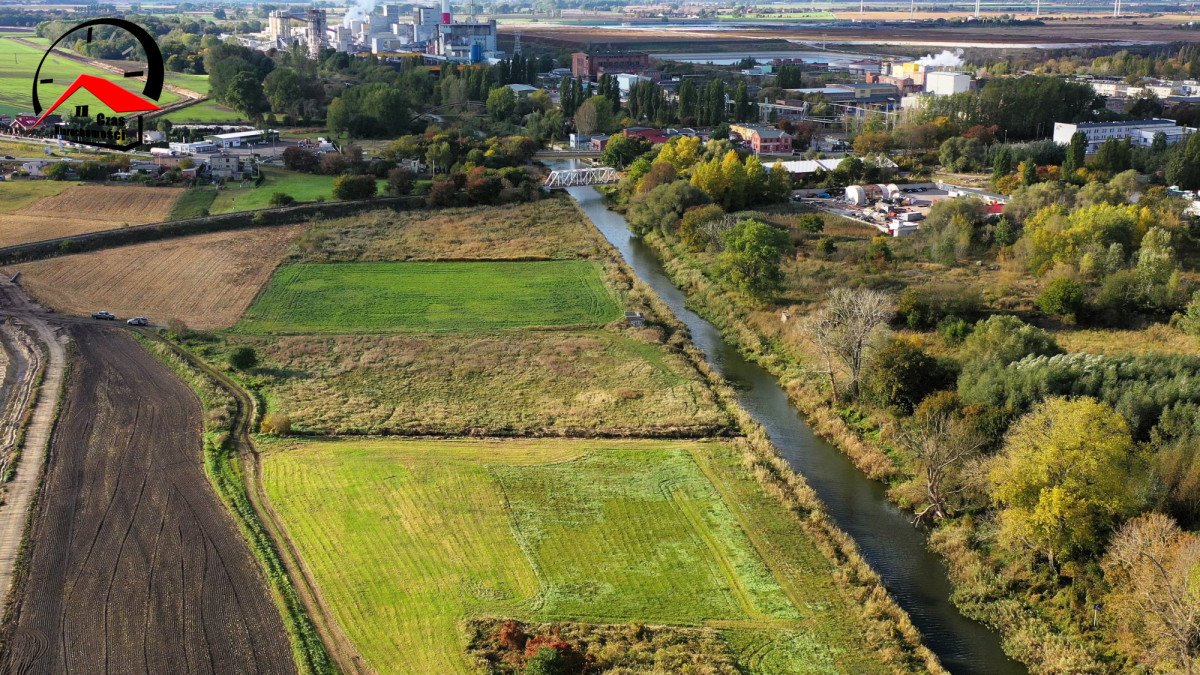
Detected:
left=26, top=73, right=160, bottom=128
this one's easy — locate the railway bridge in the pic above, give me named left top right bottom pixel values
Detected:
left=544, top=166, right=620, bottom=188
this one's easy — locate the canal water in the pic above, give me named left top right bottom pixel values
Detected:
left=566, top=184, right=1024, bottom=674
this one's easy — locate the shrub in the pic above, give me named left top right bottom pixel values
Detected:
left=260, top=413, right=292, bottom=435
left=796, top=213, right=824, bottom=234
left=896, top=283, right=983, bottom=330
left=332, top=174, right=377, bottom=200
left=268, top=192, right=295, bottom=206
left=166, top=318, right=189, bottom=340
left=282, top=147, right=319, bottom=172
left=937, top=316, right=972, bottom=345
left=1037, top=277, right=1086, bottom=320
left=865, top=337, right=956, bottom=412
left=428, top=177, right=458, bottom=207
left=227, top=346, right=258, bottom=370
left=386, top=167, right=415, bottom=196
left=815, top=237, right=836, bottom=256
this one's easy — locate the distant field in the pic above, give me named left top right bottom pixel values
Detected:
left=205, top=330, right=729, bottom=436
left=235, top=261, right=622, bottom=334
left=261, top=438, right=885, bottom=674
left=0, top=184, right=182, bottom=248
left=209, top=168, right=385, bottom=213
left=0, top=36, right=180, bottom=116
left=0, top=180, right=76, bottom=213
left=6, top=225, right=301, bottom=328
left=293, top=199, right=606, bottom=262
left=163, top=98, right=243, bottom=124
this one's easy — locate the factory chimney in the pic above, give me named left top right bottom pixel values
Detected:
left=441, top=0, right=451, bottom=24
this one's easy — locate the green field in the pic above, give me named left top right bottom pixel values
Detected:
left=235, top=261, right=623, bottom=334
left=208, top=168, right=384, bottom=213
left=0, top=36, right=180, bottom=116
left=167, top=187, right=217, bottom=219
left=261, top=438, right=885, bottom=674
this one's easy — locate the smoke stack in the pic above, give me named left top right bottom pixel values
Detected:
left=441, top=0, right=451, bottom=24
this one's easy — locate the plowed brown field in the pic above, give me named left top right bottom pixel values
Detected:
left=2, top=327, right=295, bottom=674
left=4, top=225, right=302, bottom=329
left=0, top=185, right=183, bottom=248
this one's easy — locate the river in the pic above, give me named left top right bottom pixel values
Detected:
left=566, top=184, right=1024, bottom=675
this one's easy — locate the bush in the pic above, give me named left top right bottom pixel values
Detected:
left=166, top=318, right=189, bottom=340
left=282, top=146, right=319, bottom=172
left=796, top=213, right=824, bottom=234
left=386, top=167, right=414, bottom=196
left=227, top=346, right=258, bottom=370
left=428, top=177, right=458, bottom=207
left=1037, top=277, right=1086, bottom=320
left=815, top=237, right=836, bottom=256
left=332, top=174, right=377, bottom=200
left=865, top=337, right=956, bottom=412
left=938, top=316, right=972, bottom=345
left=268, top=192, right=295, bottom=206
left=260, top=413, right=292, bottom=435
left=896, top=283, right=983, bottom=330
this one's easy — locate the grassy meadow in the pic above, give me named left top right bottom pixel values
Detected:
left=291, top=199, right=606, bottom=262
left=167, top=187, right=218, bottom=220
left=235, top=260, right=622, bottom=334
left=204, top=330, right=729, bottom=436
left=260, top=437, right=888, bottom=674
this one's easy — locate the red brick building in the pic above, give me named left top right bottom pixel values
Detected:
left=571, top=51, right=651, bottom=80
left=730, top=124, right=794, bottom=155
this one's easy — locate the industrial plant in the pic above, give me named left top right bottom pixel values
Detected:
left=260, top=1, right=500, bottom=61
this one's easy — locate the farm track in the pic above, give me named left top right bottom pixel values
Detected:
left=145, top=334, right=369, bottom=675
left=2, top=325, right=295, bottom=674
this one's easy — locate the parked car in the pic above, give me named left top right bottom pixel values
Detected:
left=2, top=155, right=13, bottom=160
left=92, top=311, right=116, bottom=320
left=126, top=316, right=149, bottom=326
left=816, top=192, right=832, bottom=199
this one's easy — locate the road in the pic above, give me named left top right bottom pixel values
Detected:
left=0, top=284, right=295, bottom=674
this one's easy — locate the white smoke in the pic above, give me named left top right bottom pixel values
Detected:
left=915, top=49, right=965, bottom=69
left=343, top=0, right=377, bottom=27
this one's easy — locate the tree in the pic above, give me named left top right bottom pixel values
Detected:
left=224, top=70, right=268, bottom=118
left=718, top=219, right=790, bottom=298
left=282, top=147, right=319, bottom=173
left=486, top=86, right=516, bottom=122
left=573, top=96, right=612, bottom=135
left=1036, top=277, right=1086, bottom=321
left=228, top=346, right=258, bottom=370
left=263, top=67, right=302, bottom=115
left=1093, top=137, right=1132, bottom=174
left=386, top=167, right=414, bottom=196
left=599, top=134, right=650, bottom=170
left=799, top=288, right=894, bottom=401
left=864, top=336, right=954, bottom=413
left=626, top=180, right=709, bottom=236
left=958, top=314, right=1062, bottom=375
left=268, top=192, right=294, bottom=206
left=1103, top=512, right=1200, bottom=674
left=1175, top=290, right=1200, bottom=340
left=989, top=397, right=1150, bottom=572
left=1019, top=159, right=1038, bottom=186
left=332, top=174, right=377, bottom=200
left=901, top=393, right=988, bottom=523
left=992, top=145, right=1013, bottom=183
left=1167, top=132, right=1200, bottom=191
left=796, top=213, right=824, bottom=234
left=44, top=162, right=71, bottom=181
left=1062, top=130, right=1087, bottom=178
left=425, top=141, right=452, bottom=174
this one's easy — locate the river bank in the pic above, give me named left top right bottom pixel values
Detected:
left=565, top=185, right=1024, bottom=674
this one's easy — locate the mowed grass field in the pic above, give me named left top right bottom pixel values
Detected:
left=261, top=438, right=886, bottom=674
left=0, top=184, right=183, bottom=247
left=208, top=330, right=729, bottom=436
left=293, top=199, right=606, bottom=262
left=0, top=36, right=181, bottom=115
left=5, top=225, right=303, bottom=328
left=210, top=168, right=385, bottom=214
left=235, top=261, right=622, bottom=334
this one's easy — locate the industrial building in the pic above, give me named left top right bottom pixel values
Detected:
left=924, top=71, right=972, bottom=97
left=571, top=51, right=652, bottom=80
left=1052, top=118, right=1195, bottom=152
left=261, top=0, right=499, bottom=62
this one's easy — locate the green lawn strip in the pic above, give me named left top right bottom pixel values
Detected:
left=258, top=438, right=840, bottom=674
left=167, top=187, right=218, bottom=219
left=234, top=260, right=622, bottom=334
left=208, top=168, right=385, bottom=214
left=163, top=98, right=243, bottom=123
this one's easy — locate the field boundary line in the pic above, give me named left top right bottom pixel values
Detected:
left=140, top=332, right=369, bottom=675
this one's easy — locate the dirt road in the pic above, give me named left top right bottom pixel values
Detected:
left=2, top=326, right=295, bottom=674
